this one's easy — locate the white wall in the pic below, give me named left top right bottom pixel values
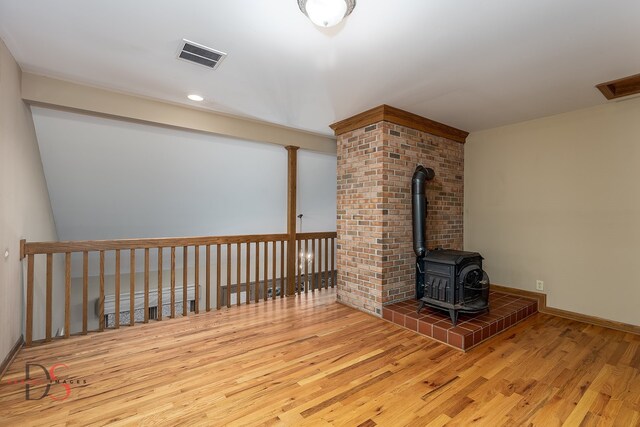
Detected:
left=298, top=149, right=337, bottom=232
left=32, top=107, right=290, bottom=240
left=465, top=96, right=640, bottom=325
left=0, top=39, right=59, bottom=359
left=28, top=107, right=337, bottom=337
left=32, top=107, right=337, bottom=240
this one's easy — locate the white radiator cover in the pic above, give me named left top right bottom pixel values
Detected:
left=99, top=285, right=198, bottom=314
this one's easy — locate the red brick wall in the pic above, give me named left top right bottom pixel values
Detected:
left=336, top=121, right=464, bottom=316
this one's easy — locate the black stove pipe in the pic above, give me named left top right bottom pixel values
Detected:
left=412, top=165, right=435, bottom=258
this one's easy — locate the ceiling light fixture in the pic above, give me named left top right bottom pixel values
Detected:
left=298, top=0, right=356, bottom=28
left=187, top=94, right=204, bottom=102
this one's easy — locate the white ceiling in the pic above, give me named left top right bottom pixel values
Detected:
left=2, top=0, right=640, bottom=135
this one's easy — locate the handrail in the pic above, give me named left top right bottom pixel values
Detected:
left=21, top=233, right=289, bottom=257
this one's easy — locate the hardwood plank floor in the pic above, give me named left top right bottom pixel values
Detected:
left=0, top=289, right=638, bottom=426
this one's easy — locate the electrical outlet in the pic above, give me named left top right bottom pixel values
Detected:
left=536, top=280, right=544, bottom=291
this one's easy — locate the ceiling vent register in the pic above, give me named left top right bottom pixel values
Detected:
left=177, top=39, right=226, bottom=70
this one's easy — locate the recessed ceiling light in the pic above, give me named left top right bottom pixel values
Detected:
left=187, top=94, right=204, bottom=102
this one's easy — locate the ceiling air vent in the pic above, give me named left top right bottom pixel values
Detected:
left=596, top=73, right=640, bottom=100
left=177, top=39, right=227, bottom=70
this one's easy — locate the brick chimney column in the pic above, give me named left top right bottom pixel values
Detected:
left=331, top=105, right=467, bottom=316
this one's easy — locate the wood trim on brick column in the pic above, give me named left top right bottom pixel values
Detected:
left=330, top=104, right=469, bottom=143
left=285, top=146, right=299, bottom=296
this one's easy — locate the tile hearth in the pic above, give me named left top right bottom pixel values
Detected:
left=382, top=291, right=538, bottom=351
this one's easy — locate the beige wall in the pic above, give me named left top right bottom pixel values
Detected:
left=0, top=39, right=59, bottom=361
left=465, top=96, right=640, bottom=325
left=22, top=73, right=337, bottom=154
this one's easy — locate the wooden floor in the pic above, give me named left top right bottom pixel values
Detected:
left=1, top=289, right=639, bottom=426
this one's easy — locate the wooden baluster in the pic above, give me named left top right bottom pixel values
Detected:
left=183, top=246, right=188, bottom=316
left=171, top=247, right=176, bottom=318
left=65, top=252, right=71, bottom=338
left=318, top=239, right=323, bottom=292
left=115, top=250, right=121, bottom=329
left=331, top=237, right=335, bottom=288
left=304, top=240, right=309, bottom=293
left=311, top=239, right=316, bottom=292
left=236, top=243, right=241, bottom=306
left=46, top=253, right=53, bottom=341
left=26, top=254, right=34, bottom=346
left=272, top=241, right=277, bottom=300
left=226, top=243, right=231, bottom=308
left=194, top=246, right=200, bottom=314
left=297, top=239, right=301, bottom=295
left=206, top=245, right=211, bottom=312
left=130, top=249, right=135, bottom=326
left=324, top=237, right=329, bottom=290
left=263, top=241, right=268, bottom=302
left=99, top=250, right=105, bottom=331
left=255, top=242, right=260, bottom=303
left=83, top=251, right=88, bottom=334
left=245, top=242, right=251, bottom=305
left=157, top=248, right=163, bottom=321
left=216, top=244, right=221, bottom=310
left=310, top=239, right=314, bottom=292
left=280, top=240, right=285, bottom=298
left=144, top=248, right=150, bottom=322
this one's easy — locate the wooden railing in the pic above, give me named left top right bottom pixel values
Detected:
left=295, top=232, right=336, bottom=294
left=21, top=231, right=336, bottom=346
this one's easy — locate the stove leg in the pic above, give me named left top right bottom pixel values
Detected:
left=416, top=300, right=426, bottom=314
left=449, top=309, right=458, bottom=326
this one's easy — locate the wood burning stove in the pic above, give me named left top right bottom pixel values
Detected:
left=416, top=249, right=489, bottom=325
left=411, top=166, right=490, bottom=325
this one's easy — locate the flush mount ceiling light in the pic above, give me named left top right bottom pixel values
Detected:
left=187, top=94, right=204, bottom=102
left=298, top=0, right=356, bottom=27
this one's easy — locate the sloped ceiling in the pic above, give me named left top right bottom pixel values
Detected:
left=31, top=107, right=337, bottom=242
left=2, top=0, right=640, bottom=135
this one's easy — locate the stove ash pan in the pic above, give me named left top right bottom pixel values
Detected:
left=416, top=249, right=490, bottom=326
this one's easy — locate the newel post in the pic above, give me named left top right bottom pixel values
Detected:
left=285, top=146, right=299, bottom=296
